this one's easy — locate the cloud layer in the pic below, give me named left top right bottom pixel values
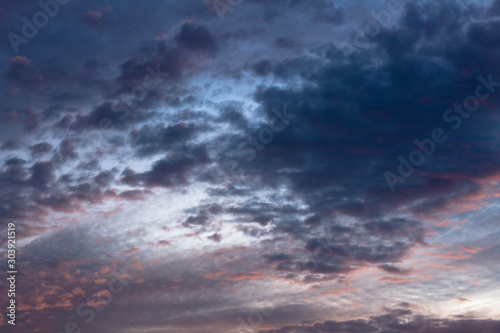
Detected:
left=1, top=0, right=500, bottom=332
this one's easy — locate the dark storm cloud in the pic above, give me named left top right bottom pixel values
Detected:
left=226, top=201, right=304, bottom=227
left=214, top=101, right=250, bottom=131
left=183, top=209, right=210, bottom=227
left=0, top=2, right=220, bottom=143
left=182, top=203, right=223, bottom=227
left=1, top=139, right=20, bottom=150
left=130, top=122, right=196, bottom=156
left=302, top=239, right=411, bottom=272
left=175, top=22, right=218, bottom=54
left=30, top=142, right=53, bottom=156
left=246, top=57, right=320, bottom=80
left=94, top=170, right=116, bottom=187
left=1, top=107, right=42, bottom=132
left=311, top=1, right=344, bottom=24
left=208, top=232, right=222, bottom=242
left=78, top=158, right=100, bottom=171
left=240, top=0, right=344, bottom=26
left=68, top=183, right=102, bottom=202
left=121, top=146, right=210, bottom=188
left=490, top=0, right=500, bottom=16
left=263, top=253, right=294, bottom=263
left=72, top=102, right=154, bottom=131
left=115, top=22, right=218, bottom=93
left=56, top=138, right=78, bottom=162
left=0, top=0, right=489, bottom=230
left=115, top=43, right=183, bottom=89
left=225, top=0, right=500, bottom=228
left=363, top=218, right=426, bottom=243
left=467, top=20, right=500, bottom=50
left=1, top=161, right=27, bottom=186
left=30, top=161, right=54, bottom=190
left=0, top=1, right=223, bottom=242
left=5, top=157, right=25, bottom=166
left=250, top=59, right=272, bottom=77
left=189, top=0, right=500, bottom=287
left=119, top=189, right=148, bottom=200
left=378, top=264, right=411, bottom=275
left=4, top=56, right=38, bottom=84
left=273, top=37, right=298, bottom=49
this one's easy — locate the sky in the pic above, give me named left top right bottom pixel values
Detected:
left=1, top=0, right=500, bottom=332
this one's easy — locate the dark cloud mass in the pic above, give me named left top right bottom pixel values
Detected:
left=175, top=22, right=218, bottom=54
left=0, top=0, right=500, bottom=332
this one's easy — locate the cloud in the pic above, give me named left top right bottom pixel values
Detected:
left=260, top=315, right=500, bottom=333
left=121, top=145, right=210, bottom=188
left=30, top=161, right=54, bottom=189
left=2, top=0, right=500, bottom=332
left=30, top=142, right=53, bottom=156
left=175, top=22, right=218, bottom=54
left=130, top=122, right=197, bottom=156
